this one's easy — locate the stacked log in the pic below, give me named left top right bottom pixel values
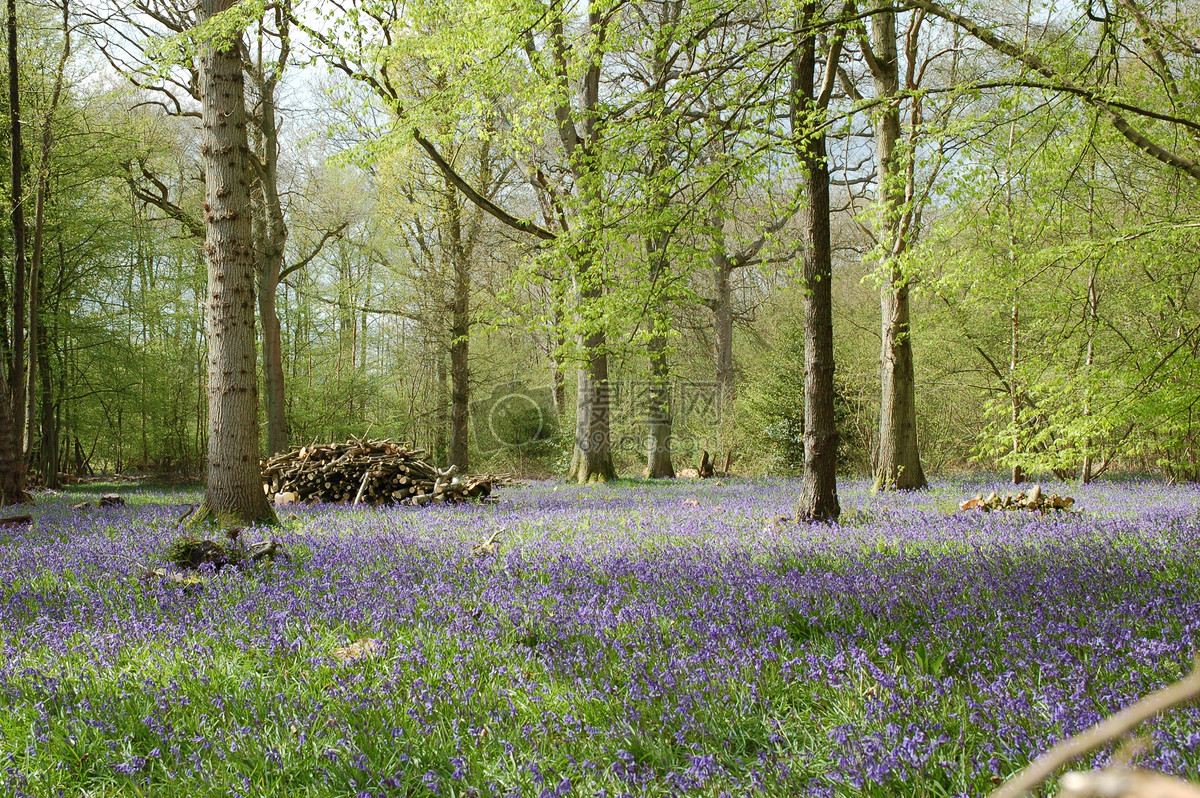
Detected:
left=261, top=439, right=495, bottom=507
left=959, top=484, right=1075, bottom=513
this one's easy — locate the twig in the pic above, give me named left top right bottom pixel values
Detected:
left=990, top=661, right=1200, bottom=798
left=472, top=528, right=505, bottom=556
left=353, top=471, right=371, bottom=506
left=113, top=550, right=153, bottom=575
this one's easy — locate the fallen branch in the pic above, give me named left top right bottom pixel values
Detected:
left=1058, top=768, right=1200, bottom=798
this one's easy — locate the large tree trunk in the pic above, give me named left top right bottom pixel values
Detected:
left=7, top=0, right=25, bottom=461
left=794, top=1, right=840, bottom=521
left=870, top=6, right=926, bottom=491
left=444, top=175, right=470, bottom=471
left=563, top=234, right=615, bottom=485
left=193, top=0, right=276, bottom=526
left=555, top=2, right=616, bottom=484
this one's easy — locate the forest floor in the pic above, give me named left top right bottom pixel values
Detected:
left=2, top=477, right=1199, bottom=797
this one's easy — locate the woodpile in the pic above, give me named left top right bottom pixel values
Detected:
left=959, top=484, right=1075, bottom=513
left=261, top=439, right=496, bottom=507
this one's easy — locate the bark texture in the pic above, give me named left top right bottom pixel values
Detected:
left=196, top=0, right=276, bottom=526
left=869, top=6, right=926, bottom=491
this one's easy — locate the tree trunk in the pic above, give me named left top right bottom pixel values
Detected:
left=646, top=326, right=674, bottom=478
left=194, top=0, right=276, bottom=526
left=434, top=347, right=448, bottom=464
left=547, top=287, right=567, bottom=415
left=1010, top=294, right=1024, bottom=484
left=1080, top=268, right=1098, bottom=484
left=259, top=268, right=287, bottom=456
left=255, top=78, right=289, bottom=457
left=25, top=212, right=39, bottom=462
left=444, top=175, right=470, bottom=471
left=568, top=265, right=616, bottom=483
left=794, top=1, right=840, bottom=521
left=27, top=1, right=68, bottom=470
left=7, top=0, right=25, bottom=460
left=0, top=365, right=26, bottom=503
left=551, top=355, right=566, bottom=416
left=713, top=249, right=735, bottom=413
left=870, top=6, right=926, bottom=491
left=568, top=327, right=617, bottom=483
left=37, top=333, right=55, bottom=488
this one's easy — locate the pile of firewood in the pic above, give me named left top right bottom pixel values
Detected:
left=261, top=439, right=495, bottom=507
left=959, top=484, right=1075, bottom=513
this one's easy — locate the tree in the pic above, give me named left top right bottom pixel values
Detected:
left=192, top=0, right=277, bottom=525
left=299, top=0, right=509, bottom=471
left=90, top=0, right=339, bottom=462
left=26, top=0, right=71, bottom=487
left=860, top=1, right=927, bottom=490
left=247, top=4, right=293, bottom=458
left=793, top=0, right=847, bottom=520
left=0, top=0, right=28, bottom=503
left=905, top=0, right=1200, bottom=185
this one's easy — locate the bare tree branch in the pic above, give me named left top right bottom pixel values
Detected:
left=903, top=0, right=1200, bottom=182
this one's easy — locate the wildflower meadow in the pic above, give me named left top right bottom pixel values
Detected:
left=3, top=478, right=1199, bottom=797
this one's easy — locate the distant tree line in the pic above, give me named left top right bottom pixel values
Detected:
left=0, top=0, right=1193, bottom=522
